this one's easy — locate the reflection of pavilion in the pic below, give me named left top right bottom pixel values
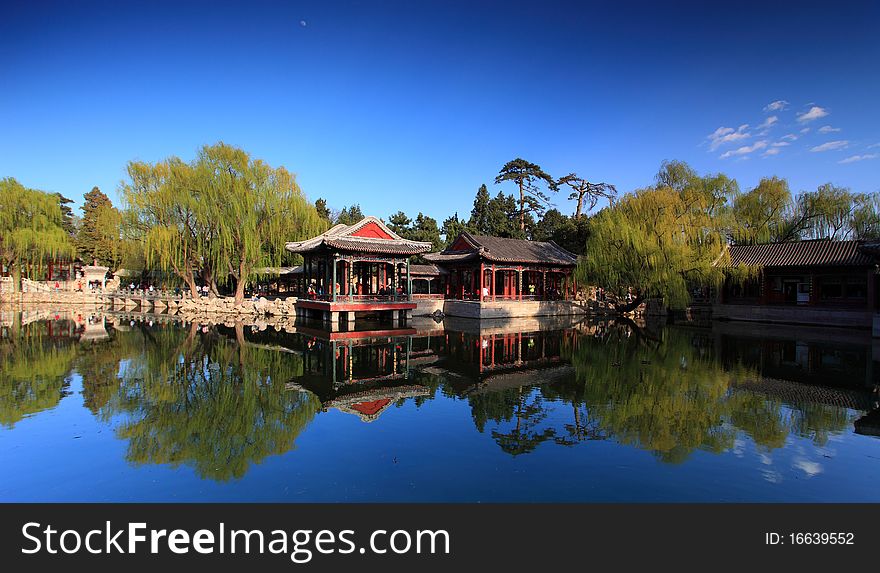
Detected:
left=286, top=329, right=428, bottom=422
left=451, top=330, right=568, bottom=376
left=79, top=315, right=110, bottom=342
left=286, top=327, right=414, bottom=387
left=320, top=385, right=431, bottom=422
left=414, top=328, right=574, bottom=393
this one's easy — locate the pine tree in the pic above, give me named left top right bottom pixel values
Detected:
left=76, top=187, right=115, bottom=265
left=468, top=184, right=492, bottom=234
left=387, top=211, right=412, bottom=235
left=441, top=213, right=468, bottom=247
left=494, top=158, right=557, bottom=230
left=314, top=198, right=332, bottom=222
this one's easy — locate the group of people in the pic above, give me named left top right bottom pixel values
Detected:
left=377, top=283, right=405, bottom=297
left=126, top=282, right=156, bottom=294
left=303, top=280, right=406, bottom=299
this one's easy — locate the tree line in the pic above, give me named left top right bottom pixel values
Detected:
left=314, top=157, right=614, bottom=255
left=3, top=148, right=877, bottom=305
left=2, top=143, right=327, bottom=303
left=581, top=160, right=880, bottom=310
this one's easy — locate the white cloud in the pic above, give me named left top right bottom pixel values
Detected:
left=720, top=140, right=768, bottom=158
left=797, top=106, right=829, bottom=123
left=764, top=100, right=789, bottom=112
left=868, top=142, right=880, bottom=149
left=707, top=124, right=750, bottom=150
left=810, top=140, right=849, bottom=152
left=763, top=148, right=781, bottom=157
left=818, top=125, right=841, bottom=133
left=800, top=127, right=811, bottom=134
left=771, top=141, right=790, bottom=147
left=839, top=153, right=879, bottom=164
left=757, top=115, right=778, bottom=134
left=781, top=133, right=798, bottom=141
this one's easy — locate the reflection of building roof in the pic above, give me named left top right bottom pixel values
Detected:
left=424, top=232, right=578, bottom=265
left=312, top=385, right=431, bottom=422
left=724, top=240, right=875, bottom=268
left=285, top=217, right=433, bottom=256
left=409, top=263, right=446, bottom=276
left=854, top=409, right=880, bottom=437
left=732, top=377, right=875, bottom=411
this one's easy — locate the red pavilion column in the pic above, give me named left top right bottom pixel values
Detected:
left=491, top=265, right=496, bottom=301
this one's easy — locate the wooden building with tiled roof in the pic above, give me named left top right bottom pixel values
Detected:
left=423, top=231, right=579, bottom=301
left=719, top=239, right=877, bottom=308
left=285, top=216, right=433, bottom=325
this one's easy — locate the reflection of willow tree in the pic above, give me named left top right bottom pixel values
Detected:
left=470, top=387, right=556, bottom=456
left=77, top=327, right=148, bottom=414
left=787, top=401, right=853, bottom=447
left=0, top=320, right=76, bottom=428
left=108, top=324, right=320, bottom=481
left=556, top=325, right=791, bottom=463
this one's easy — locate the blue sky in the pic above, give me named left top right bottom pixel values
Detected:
left=1, top=0, right=878, bottom=221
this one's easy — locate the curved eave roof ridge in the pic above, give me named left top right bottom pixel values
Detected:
left=285, top=216, right=433, bottom=254
left=545, top=239, right=579, bottom=262
left=721, top=239, right=875, bottom=268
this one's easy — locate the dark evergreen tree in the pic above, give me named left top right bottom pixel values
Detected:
left=387, top=211, right=412, bottom=235
left=314, top=198, right=332, bottom=222
left=54, top=193, right=76, bottom=236
left=468, top=184, right=492, bottom=235
left=486, top=192, right=526, bottom=238
left=75, top=186, right=115, bottom=264
left=494, top=158, right=557, bottom=230
left=441, top=213, right=469, bottom=247
left=409, top=213, right=442, bottom=251
left=336, top=204, right=364, bottom=225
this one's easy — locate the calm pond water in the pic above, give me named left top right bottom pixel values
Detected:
left=1, top=309, right=878, bottom=502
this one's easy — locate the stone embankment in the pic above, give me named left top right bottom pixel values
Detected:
left=0, top=291, right=107, bottom=307
left=176, top=296, right=298, bottom=320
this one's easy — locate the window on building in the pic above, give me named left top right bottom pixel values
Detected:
left=846, top=280, right=867, bottom=299
left=819, top=279, right=842, bottom=300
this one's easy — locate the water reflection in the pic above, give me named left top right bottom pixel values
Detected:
left=1, top=310, right=878, bottom=488
left=0, top=313, right=77, bottom=427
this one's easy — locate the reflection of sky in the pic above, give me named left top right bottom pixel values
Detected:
left=2, top=319, right=880, bottom=502
left=2, top=368, right=879, bottom=502
left=793, top=458, right=823, bottom=477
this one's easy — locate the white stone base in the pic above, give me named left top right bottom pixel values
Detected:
left=414, top=299, right=589, bottom=319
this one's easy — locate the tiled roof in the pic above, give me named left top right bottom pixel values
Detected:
left=255, top=265, right=303, bottom=275
left=409, top=263, right=446, bottom=276
left=725, top=239, right=875, bottom=268
left=424, top=232, right=578, bottom=266
left=423, top=251, right=479, bottom=263
left=285, top=216, right=433, bottom=256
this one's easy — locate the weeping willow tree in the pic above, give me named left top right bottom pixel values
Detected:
left=0, top=178, right=76, bottom=291
left=107, top=324, right=320, bottom=481
left=121, top=143, right=326, bottom=301
left=195, top=143, right=327, bottom=303
left=580, top=162, right=753, bottom=310
left=121, top=158, right=205, bottom=296
left=731, top=178, right=880, bottom=244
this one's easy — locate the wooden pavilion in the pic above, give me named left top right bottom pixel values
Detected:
left=423, top=232, right=579, bottom=301
left=285, top=216, right=433, bottom=325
